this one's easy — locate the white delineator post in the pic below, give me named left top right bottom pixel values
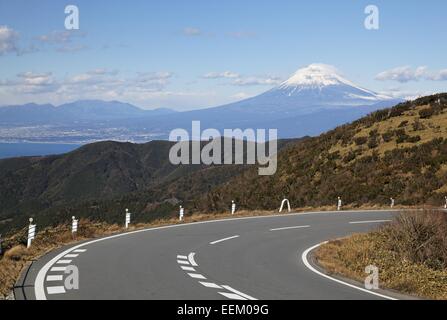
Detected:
left=231, top=200, right=236, bottom=215
left=179, top=206, right=184, bottom=221
left=444, top=196, right=447, bottom=209
left=72, top=216, right=78, bottom=234
left=337, top=197, right=342, bottom=211
left=125, top=209, right=131, bottom=229
left=390, top=198, right=395, bottom=208
left=27, top=218, right=36, bottom=248
left=279, top=199, right=291, bottom=213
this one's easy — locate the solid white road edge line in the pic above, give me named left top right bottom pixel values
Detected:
left=349, top=220, right=392, bottom=224
left=188, top=252, right=198, bottom=267
left=270, top=225, right=310, bottom=231
left=301, top=242, right=397, bottom=300
left=35, top=209, right=396, bottom=300
left=210, top=235, right=240, bottom=245
left=221, top=285, right=257, bottom=300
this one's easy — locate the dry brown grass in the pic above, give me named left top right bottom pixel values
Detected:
left=315, top=210, right=447, bottom=299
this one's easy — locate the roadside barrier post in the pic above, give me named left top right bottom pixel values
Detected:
left=390, top=198, right=395, bottom=208
left=231, top=200, right=236, bottom=215
left=279, top=199, right=291, bottom=213
left=444, top=196, right=447, bottom=209
left=337, top=197, right=342, bottom=211
left=125, top=209, right=131, bottom=229
left=179, top=206, right=184, bottom=221
left=27, top=218, right=36, bottom=248
left=72, top=216, right=78, bottom=234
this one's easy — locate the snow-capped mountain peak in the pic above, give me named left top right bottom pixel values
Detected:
left=271, top=63, right=391, bottom=103
left=281, top=63, right=357, bottom=88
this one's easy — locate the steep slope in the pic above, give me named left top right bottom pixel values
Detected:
left=0, top=138, right=298, bottom=233
left=196, top=93, right=447, bottom=211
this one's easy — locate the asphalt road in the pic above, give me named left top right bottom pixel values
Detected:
left=16, top=210, right=408, bottom=300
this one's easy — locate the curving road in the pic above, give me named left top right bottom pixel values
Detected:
left=16, top=210, right=408, bottom=300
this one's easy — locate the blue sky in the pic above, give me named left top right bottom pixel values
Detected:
left=0, top=0, right=446, bottom=110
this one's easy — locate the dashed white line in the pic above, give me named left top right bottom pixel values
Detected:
left=56, top=260, right=72, bottom=264
left=73, top=249, right=87, bottom=253
left=188, top=273, right=206, bottom=279
left=349, top=220, right=391, bottom=224
left=177, top=260, right=190, bottom=265
left=46, top=275, right=63, bottom=282
left=199, top=282, right=223, bottom=289
left=64, top=254, right=79, bottom=258
left=177, top=255, right=188, bottom=260
left=270, top=225, right=310, bottom=231
left=188, top=252, right=198, bottom=266
left=47, top=286, right=66, bottom=295
left=50, top=267, right=67, bottom=272
left=210, top=235, right=240, bottom=245
left=221, top=285, right=257, bottom=300
left=181, top=266, right=196, bottom=271
left=218, top=292, right=247, bottom=300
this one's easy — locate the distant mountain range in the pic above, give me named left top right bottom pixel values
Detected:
left=0, top=64, right=403, bottom=143
left=0, top=100, right=176, bottom=125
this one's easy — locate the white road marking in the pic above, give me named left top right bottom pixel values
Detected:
left=35, top=209, right=397, bottom=300
left=64, top=254, right=79, bottom=258
left=46, top=275, right=63, bottom=282
left=218, top=292, right=247, bottom=300
left=177, top=255, right=188, bottom=260
left=210, top=235, right=240, bottom=245
left=177, top=260, right=190, bottom=265
left=301, top=242, right=397, bottom=300
left=56, top=260, right=72, bottom=264
left=181, top=266, right=196, bottom=271
left=50, top=267, right=67, bottom=272
left=349, top=220, right=391, bottom=224
left=270, top=225, right=310, bottom=231
left=188, top=252, right=198, bottom=266
left=188, top=273, right=206, bottom=279
left=47, top=286, right=66, bottom=295
left=221, top=285, right=257, bottom=300
left=199, top=282, right=223, bottom=289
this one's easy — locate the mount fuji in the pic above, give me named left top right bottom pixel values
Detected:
left=217, top=63, right=396, bottom=115
left=128, top=63, right=402, bottom=139
left=0, top=64, right=403, bottom=143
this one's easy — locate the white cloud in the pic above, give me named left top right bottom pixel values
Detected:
left=231, top=92, right=253, bottom=100
left=202, top=71, right=240, bottom=79
left=376, top=66, right=447, bottom=82
left=37, top=30, right=86, bottom=44
left=232, top=75, right=282, bottom=86
left=0, top=25, right=19, bottom=55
